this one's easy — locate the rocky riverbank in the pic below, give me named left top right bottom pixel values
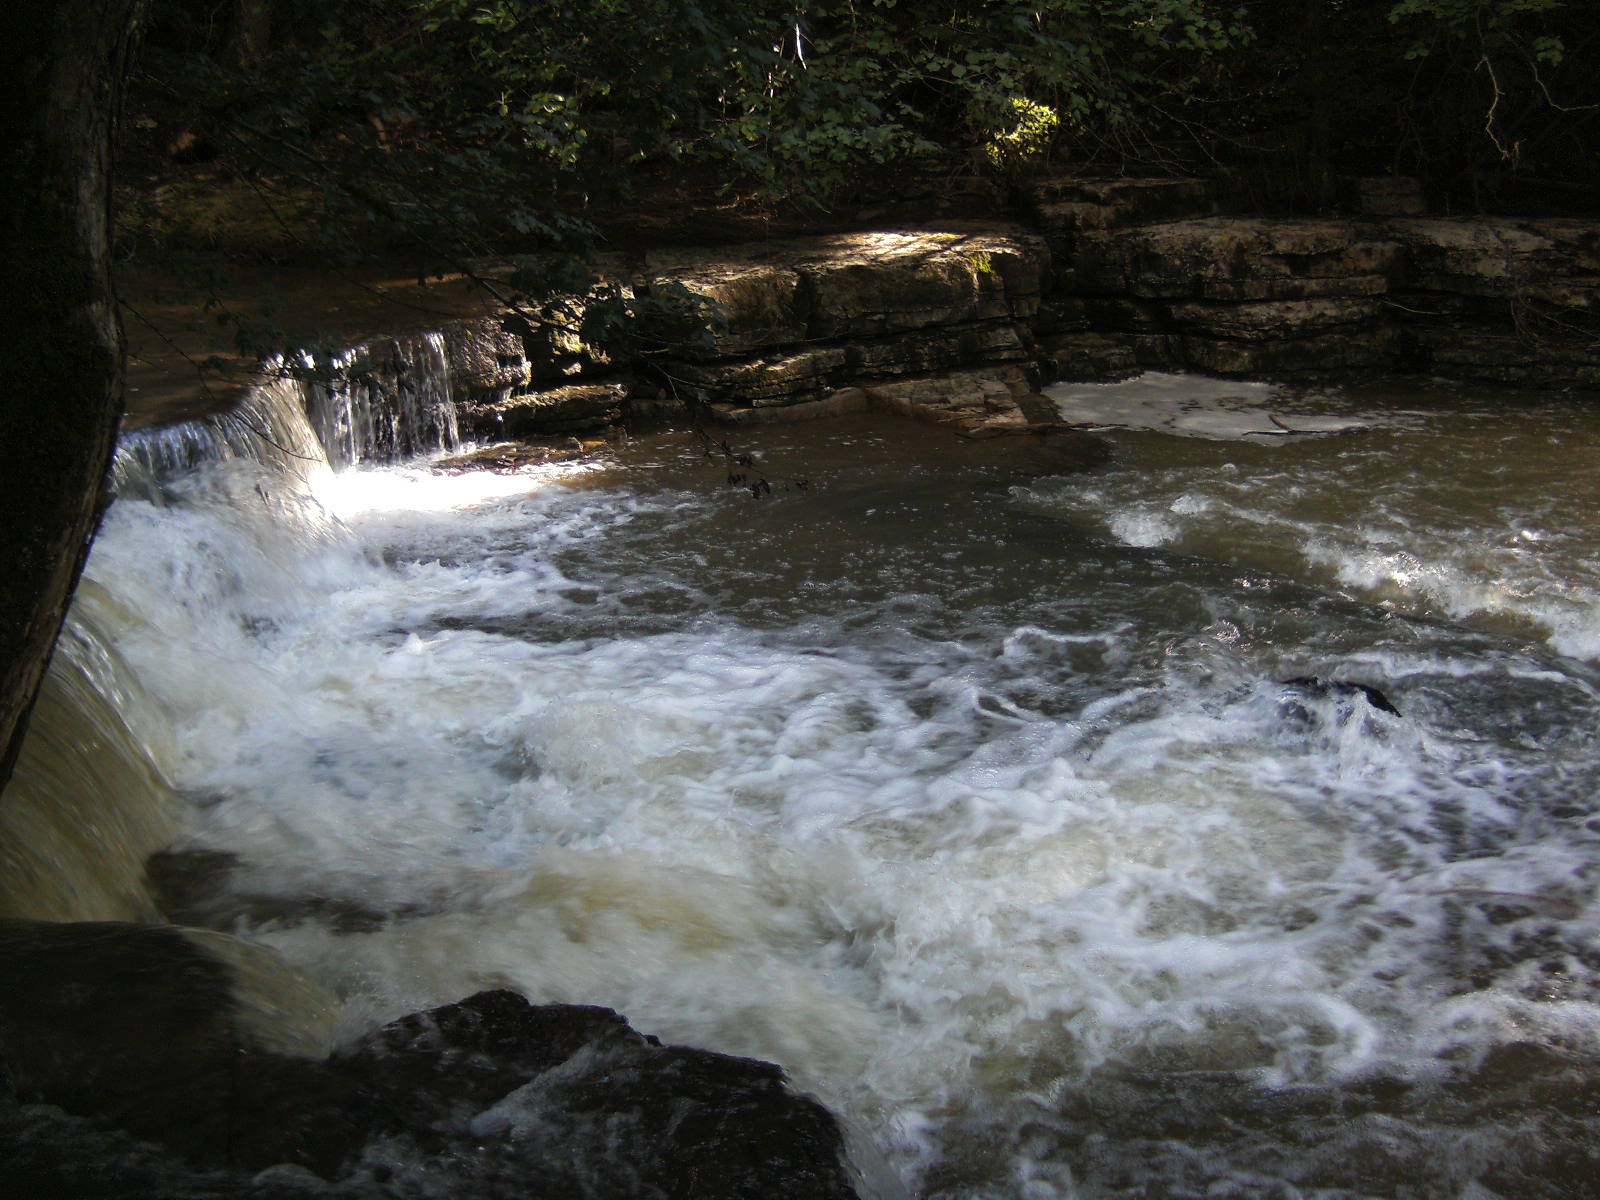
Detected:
left=121, top=174, right=1596, bottom=449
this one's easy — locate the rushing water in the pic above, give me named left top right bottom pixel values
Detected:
left=38, top=373, right=1600, bottom=1196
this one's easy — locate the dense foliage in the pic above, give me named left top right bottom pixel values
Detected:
left=1212, top=0, right=1597, bottom=210
left=123, top=0, right=1597, bottom=274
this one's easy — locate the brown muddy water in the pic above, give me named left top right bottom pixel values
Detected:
left=10, top=371, right=1600, bottom=1198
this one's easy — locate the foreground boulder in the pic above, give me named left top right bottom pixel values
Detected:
left=341, top=990, right=859, bottom=1199
left=0, top=920, right=861, bottom=1199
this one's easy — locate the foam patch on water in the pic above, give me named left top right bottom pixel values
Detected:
left=312, top=454, right=602, bottom=520
left=1022, top=381, right=1600, bottom=663
left=1047, top=372, right=1371, bottom=440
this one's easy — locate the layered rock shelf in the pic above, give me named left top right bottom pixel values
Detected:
left=219, top=177, right=1596, bottom=451
left=1054, top=205, right=1600, bottom=387
left=438, top=228, right=1059, bottom=442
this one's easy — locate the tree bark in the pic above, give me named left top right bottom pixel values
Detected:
left=0, top=2, right=143, bottom=790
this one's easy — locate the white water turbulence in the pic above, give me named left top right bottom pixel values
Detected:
left=1040, top=373, right=1600, bottom=661
left=64, top=375, right=1600, bottom=1197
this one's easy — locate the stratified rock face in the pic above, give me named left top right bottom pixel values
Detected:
left=435, top=203, right=1596, bottom=447
left=1061, top=209, right=1600, bottom=387
left=130, top=182, right=1600, bottom=457
left=464, top=381, right=629, bottom=436
left=438, top=323, right=530, bottom=395
left=646, top=228, right=1043, bottom=347
left=673, top=323, right=1032, bottom=410
left=1023, top=176, right=1217, bottom=237
left=0, top=921, right=862, bottom=1199
left=436, top=226, right=1058, bottom=441
left=651, top=263, right=808, bottom=358
left=1073, top=218, right=1401, bottom=302
left=643, top=230, right=1045, bottom=416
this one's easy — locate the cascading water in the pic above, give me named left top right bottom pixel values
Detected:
left=0, top=586, right=180, bottom=924
left=14, top=365, right=1600, bottom=1197
left=300, top=330, right=463, bottom=469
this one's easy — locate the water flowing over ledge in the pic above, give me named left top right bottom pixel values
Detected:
left=120, top=185, right=1600, bottom=457
left=10, top=191, right=1600, bottom=1194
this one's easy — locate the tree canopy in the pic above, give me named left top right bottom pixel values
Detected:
left=122, top=0, right=1595, bottom=284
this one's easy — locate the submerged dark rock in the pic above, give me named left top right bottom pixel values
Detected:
left=0, top=919, right=388, bottom=1176
left=1278, top=675, right=1402, bottom=721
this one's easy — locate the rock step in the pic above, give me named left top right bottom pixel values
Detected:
left=129, top=196, right=1600, bottom=452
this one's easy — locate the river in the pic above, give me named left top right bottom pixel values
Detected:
left=24, top=371, right=1600, bottom=1197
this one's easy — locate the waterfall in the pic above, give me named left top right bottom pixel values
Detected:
left=300, top=330, right=463, bottom=469
left=113, top=373, right=330, bottom=497
left=0, top=334, right=455, bottom=1070
left=115, top=328, right=465, bottom=500
left=13, top=359, right=1600, bottom=1197
left=24, top=331, right=448, bottom=925
left=0, top=583, right=180, bottom=924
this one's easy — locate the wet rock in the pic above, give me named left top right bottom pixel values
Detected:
left=1277, top=676, right=1402, bottom=729
left=461, top=381, right=629, bottom=438
left=708, top=388, right=873, bottom=427
left=864, top=367, right=1040, bottom=437
left=431, top=437, right=611, bottom=474
left=145, top=848, right=451, bottom=932
left=671, top=323, right=1032, bottom=410
left=340, top=990, right=859, bottom=1199
left=0, top=919, right=385, bottom=1175
left=0, top=928, right=862, bottom=1199
left=1, top=1104, right=332, bottom=1200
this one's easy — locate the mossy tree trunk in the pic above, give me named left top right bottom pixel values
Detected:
left=0, top=1, right=143, bottom=790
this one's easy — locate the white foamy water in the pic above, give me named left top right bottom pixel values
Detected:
left=74, top=396, right=1600, bottom=1197
left=1038, top=373, right=1600, bottom=662
left=1048, top=372, right=1374, bottom=440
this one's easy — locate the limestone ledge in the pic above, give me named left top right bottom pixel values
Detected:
left=1065, top=213, right=1599, bottom=386
left=445, top=226, right=1058, bottom=441
left=134, top=194, right=1599, bottom=449
left=452, top=209, right=1597, bottom=440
